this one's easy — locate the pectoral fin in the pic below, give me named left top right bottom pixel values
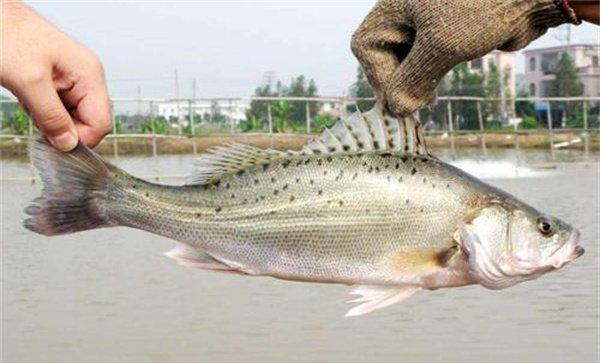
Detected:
left=345, top=285, right=420, bottom=317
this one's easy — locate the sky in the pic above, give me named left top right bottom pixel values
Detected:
left=3, top=1, right=599, bottom=103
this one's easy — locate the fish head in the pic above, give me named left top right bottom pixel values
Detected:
left=459, top=200, right=583, bottom=289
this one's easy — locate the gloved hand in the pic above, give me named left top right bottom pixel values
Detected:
left=351, top=0, right=580, bottom=116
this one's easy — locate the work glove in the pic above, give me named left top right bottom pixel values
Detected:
left=351, top=0, right=580, bottom=116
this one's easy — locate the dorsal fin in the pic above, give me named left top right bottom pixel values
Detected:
left=303, top=103, right=429, bottom=155
left=186, top=143, right=287, bottom=185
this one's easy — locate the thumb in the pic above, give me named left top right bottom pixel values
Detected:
left=385, top=38, right=456, bottom=116
left=19, top=79, right=78, bottom=151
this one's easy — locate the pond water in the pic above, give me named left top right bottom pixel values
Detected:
left=2, top=148, right=598, bottom=363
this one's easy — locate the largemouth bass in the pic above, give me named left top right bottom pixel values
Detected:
left=24, top=106, right=583, bottom=316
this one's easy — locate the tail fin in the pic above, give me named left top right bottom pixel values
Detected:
left=24, top=138, right=115, bottom=236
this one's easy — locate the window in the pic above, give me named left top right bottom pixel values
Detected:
left=541, top=52, right=559, bottom=74
left=529, top=57, right=536, bottom=71
left=529, top=83, right=536, bottom=97
left=593, top=55, right=599, bottom=67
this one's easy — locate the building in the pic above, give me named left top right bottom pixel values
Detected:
left=156, top=99, right=250, bottom=122
left=523, top=44, right=599, bottom=97
left=466, top=50, right=517, bottom=97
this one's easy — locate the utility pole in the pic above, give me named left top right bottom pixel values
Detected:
left=174, top=69, right=182, bottom=134
left=136, top=85, right=142, bottom=115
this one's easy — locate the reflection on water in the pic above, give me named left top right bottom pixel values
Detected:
left=2, top=149, right=599, bottom=363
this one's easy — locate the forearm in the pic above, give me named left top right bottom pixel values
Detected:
left=571, top=0, right=600, bottom=24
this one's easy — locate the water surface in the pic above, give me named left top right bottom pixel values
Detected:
left=2, top=149, right=598, bottom=363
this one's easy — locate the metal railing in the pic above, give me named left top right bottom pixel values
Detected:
left=1, top=95, right=598, bottom=161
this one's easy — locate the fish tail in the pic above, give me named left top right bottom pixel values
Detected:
left=24, top=137, right=119, bottom=236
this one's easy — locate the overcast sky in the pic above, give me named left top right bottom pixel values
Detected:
left=5, top=1, right=600, bottom=101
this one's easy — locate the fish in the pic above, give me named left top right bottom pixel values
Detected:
left=23, top=104, right=584, bottom=316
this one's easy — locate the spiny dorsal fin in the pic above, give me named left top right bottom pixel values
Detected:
left=186, top=143, right=287, bottom=185
left=303, top=103, right=429, bottom=155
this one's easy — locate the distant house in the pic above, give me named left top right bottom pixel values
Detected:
left=523, top=44, right=599, bottom=97
left=466, top=50, right=517, bottom=97
left=156, top=99, right=250, bottom=123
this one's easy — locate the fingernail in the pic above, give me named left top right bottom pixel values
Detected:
left=49, top=131, right=78, bottom=151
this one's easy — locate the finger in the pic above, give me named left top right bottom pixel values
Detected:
left=351, top=2, right=415, bottom=104
left=385, top=38, right=456, bottom=116
left=62, top=85, right=112, bottom=148
left=58, top=63, right=112, bottom=148
left=19, top=78, right=78, bottom=151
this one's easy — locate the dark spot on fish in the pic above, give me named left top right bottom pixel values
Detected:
left=260, top=195, right=265, bottom=200
left=398, top=177, right=403, bottom=183
left=254, top=179, right=259, bottom=185
left=375, top=166, right=380, bottom=173
left=283, top=184, right=289, bottom=190
left=395, top=162, right=400, bottom=169
left=338, top=200, right=344, bottom=206
left=296, top=160, right=303, bottom=166
left=368, top=166, right=374, bottom=173
left=214, top=180, right=221, bottom=187
left=243, top=199, right=248, bottom=204
left=411, top=167, right=417, bottom=175
left=323, top=170, right=328, bottom=176
left=362, top=161, right=368, bottom=167
left=327, top=147, right=336, bottom=153
left=326, top=156, right=333, bottom=162
left=314, top=149, right=322, bottom=155
left=295, top=178, right=300, bottom=183
left=271, top=177, right=276, bottom=183
left=381, top=152, right=392, bottom=158
left=231, top=194, right=236, bottom=199
left=282, top=160, right=291, bottom=168
left=413, top=157, right=418, bottom=163
left=289, top=195, right=295, bottom=202
left=405, top=199, right=409, bottom=204
left=365, top=209, right=370, bottom=214
left=421, top=158, right=428, bottom=163
left=236, top=170, right=245, bottom=176
left=446, top=183, right=450, bottom=188
left=432, top=183, right=436, bottom=188
left=373, top=141, right=380, bottom=149
left=318, top=190, right=323, bottom=195
left=262, top=163, right=270, bottom=171
left=342, top=144, right=350, bottom=151
left=317, top=159, right=323, bottom=166
left=310, top=179, right=314, bottom=185
left=145, top=192, right=150, bottom=197
left=384, top=119, right=390, bottom=126
left=255, top=197, right=259, bottom=203
left=269, top=211, right=276, bottom=215
left=304, top=159, right=311, bottom=165
left=352, top=173, right=358, bottom=180
left=195, top=212, right=201, bottom=217
left=215, top=206, right=222, bottom=213
left=273, top=190, right=279, bottom=195
left=387, top=175, right=391, bottom=182
left=357, top=141, right=364, bottom=149
left=401, top=155, right=408, bottom=163
left=420, top=208, right=424, bottom=213
left=131, top=184, right=137, bottom=189
left=404, top=145, right=409, bottom=152
left=225, top=183, right=230, bottom=189
left=422, top=177, right=427, bottom=183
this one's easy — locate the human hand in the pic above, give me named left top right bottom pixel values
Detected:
left=351, top=0, right=580, bottom=116
left=1, top=1, right=111, bottom=151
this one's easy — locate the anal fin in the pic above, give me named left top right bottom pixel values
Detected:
left=165, top=245, right=244, bottom=274
left=345, top=285, right=420, bottom=317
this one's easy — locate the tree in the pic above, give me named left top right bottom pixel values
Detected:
left=139, top=116, right=167, bottom=134
left=547, top=52, right=584, bottom=123
left=447, top=63, right=485, bottom=130
left=349, top=66, right=375, bottom=111
left=272, top=100, right=292, bottom=133
left=9, top=106, right=30, bottom=135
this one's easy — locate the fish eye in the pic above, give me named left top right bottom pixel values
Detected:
left=537, top=217, right=553, bottom=235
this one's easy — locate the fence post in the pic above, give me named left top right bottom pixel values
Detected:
left=477, top=100, right=487, bottom=155
left=150, top=101, right=157, bottom=157
left=267, top=102, right=273, bottom=134
left=112, top=102, right=118, bottom=158
left=583, top=100, right=589, bottom=160
left=189, top=99, right=197, bottom=155
left=547, top=101, right=555, bottom=161
left=447, top=100, right=455, bottom=157
left=229, top=99, right=234, bottom=134
left=305, top=102, right=311, bottom=134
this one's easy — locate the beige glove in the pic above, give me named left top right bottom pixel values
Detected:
left=351, top=0, right=580, bottom=116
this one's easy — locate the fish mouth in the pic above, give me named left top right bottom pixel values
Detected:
left=548, top=229, right=583, bottom=269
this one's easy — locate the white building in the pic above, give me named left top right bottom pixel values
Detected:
left=523, top=44, right=599, bottom=97
left=466, top=50, right=517, bottom=97
left=156, top=99, right=250, bottom=122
